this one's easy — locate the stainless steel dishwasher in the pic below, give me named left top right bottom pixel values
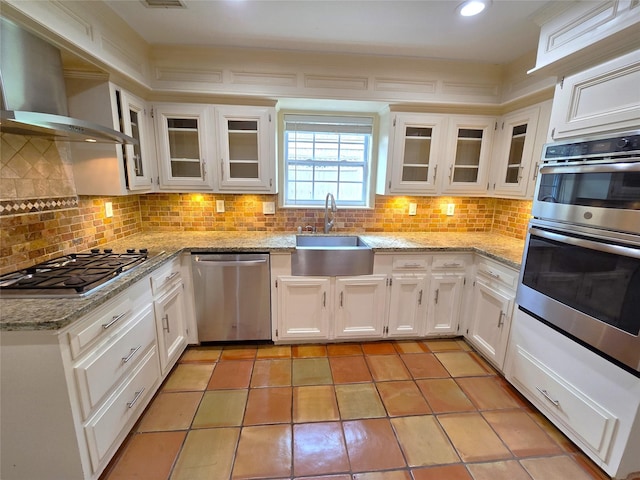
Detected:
left=191, top=253, right=271, bottom=341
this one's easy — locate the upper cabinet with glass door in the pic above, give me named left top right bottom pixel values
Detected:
left=154, top=104, right=215, bottom=190
left=378, top=113, right=447, bottom=195
left=491, top=101, right=551, bottom=198
left=440, top=115, right=495, bottom=195
left=118, top=89, right=154, bottom=191
left=215, top=106, right=276, bottom=193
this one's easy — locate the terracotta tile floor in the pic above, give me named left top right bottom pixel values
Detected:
left=101, top=339, right=610, bottom=480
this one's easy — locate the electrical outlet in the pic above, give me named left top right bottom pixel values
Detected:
left=262, top=202, right=276, bottom=215
left=446, top=203, right=455, bottom=216
left=105, top=201, right=113, bottom=218
left=216, top=200, right=225, bottom=213
left=408, top=203, right=417, bottom=216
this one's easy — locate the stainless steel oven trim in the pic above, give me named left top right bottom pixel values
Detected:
left=539, top=160, right=640, bottom=174
left=517, top=220, right=640, bottom=374
left=529, top=226, right=640, bottom=259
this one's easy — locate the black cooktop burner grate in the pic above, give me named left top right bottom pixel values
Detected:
left=0, top=251, right=149, bottom=294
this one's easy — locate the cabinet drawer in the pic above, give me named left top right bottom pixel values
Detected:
left=67, top=279, right=150, bottom=359
left=150, top=258, right=181, bottom=295
left=475, top=258, right=517, bottom=289
left=84, top=347, right=160, bottom=472
left=75, top=305, right=156, bottom=418
left=510, top=345, right=617, bottom=460
left=432, top=254, right=468, bottom=270
left=392, top=256, right=429, bottom=271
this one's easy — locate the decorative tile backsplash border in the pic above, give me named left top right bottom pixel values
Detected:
left=0, top=196, right=79, bottom=216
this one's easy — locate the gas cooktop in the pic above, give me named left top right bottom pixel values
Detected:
left=0, top=249, right=152, bottom=298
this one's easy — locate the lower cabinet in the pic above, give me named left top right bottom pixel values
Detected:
left=334, top=275, right=388, bottom=338
left=505, top=308, right=640, bottom=480
left=0, top=277, right=160, bottom=480
left=465, top=256, right=517, bottom=370
left=274, top=275, right=387, bottom=341
left=275, top=276, right=331, bottom=341
left=150, top=257, right=189, bottom=376
left=387, top=273, right=428, bottom=337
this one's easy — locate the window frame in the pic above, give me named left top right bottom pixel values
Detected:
left=280, top=112, right=377, bottom=208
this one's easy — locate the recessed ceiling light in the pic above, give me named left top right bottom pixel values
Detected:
left=458, top=0, right=489, bottom=17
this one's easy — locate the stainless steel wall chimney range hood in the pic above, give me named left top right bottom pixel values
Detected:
left=0, top=17, right=137, bottom=145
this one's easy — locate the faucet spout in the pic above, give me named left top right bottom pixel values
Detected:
left=324, top=193, right=337, bottom=233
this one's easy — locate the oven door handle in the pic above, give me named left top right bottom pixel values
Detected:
left=529, top=227, right=640, bottom=260
left=540, top=161, right=640, bottom=175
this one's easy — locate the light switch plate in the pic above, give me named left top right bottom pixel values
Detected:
left=262, top=201, right=276, bottom=215
left=408, top=203, right=417, bottom=216
left=216, top=200, right=225, bottom=213
left=105, top=201, right=113, bottom=218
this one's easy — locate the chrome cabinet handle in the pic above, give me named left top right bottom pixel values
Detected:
left=102, top=312, right=127, bottom=329
left=339, top=291, right=344, bottom=307
left=498, top=310, right=505, bottom=328
left=127, top=387, right=145, bottom=409
left=443, top=262, right=461, bottom=268
left=536, top=386, right=560, bottom=407
left=322, top=291, right=326, bottom=307
left=486, top=270, right=501, bottom=279
left=434, top=289, right=439, bottom=304
left=162, top=313, right=171, bottom=333
left=433, top=164, right=438, bottom=182
left=401, top=263, right=422, bottom=268
left=448, top=165, right=453, bottom=182
left=418, top=289, right=423, bottom=305
left=165, top=271, right=179, bottom=282
left=122, top=345, right=142, bottom=363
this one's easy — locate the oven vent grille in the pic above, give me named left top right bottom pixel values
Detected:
left=141, top=0, right=185, bottom=8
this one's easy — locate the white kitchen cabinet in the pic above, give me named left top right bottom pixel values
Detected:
left=531, top=0, right=640, bottom=75
left=491, top=103, right=549, bottom=198
left=387, top=273, right=428, bottom=337
left=119, top=89, right=155, bottom=191
left=466, top=256, right=517, bottom=370
left=150, top=257, right=188, bottom=376
left=426, top=254, right=469, bottom=335
left=0, top=276, right=159, bottom=480
left=334, top=275, right=388, bottom=338
left=154, top=103, right=216, bottom=190
left=549, top=48, right=640, bottom=139
left=377, top=113, right=447, bottom=195
left=275, top=276, right=331, bottom=341
left=215, top=105, right=276, bottom=193
left=67, top=80, right=155, bottom=195
left=506, top=308, right=640, bottom=480
left=440, top=115, right=495, bottom=195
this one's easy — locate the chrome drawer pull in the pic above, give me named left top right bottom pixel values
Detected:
left=102, top=312, right=127, bottom=329
left=536, top=386, right=560, bottom=407
left=122, top=345, right=142, bottom=364
left=487, top=270, right=501, bottom=279
left=443, top=262, right=461, bottom=268
left=127, top=387, right=145, bottom=409
left=498, top=311, right=505, bottom=328
left=401, top=263, right=422, bottom=268
left=165, top=271, right=179, bottom=282
left=162, top=314, right=171, bottom=333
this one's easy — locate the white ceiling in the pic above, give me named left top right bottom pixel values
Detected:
left=104, top=0, right=559, bottom=64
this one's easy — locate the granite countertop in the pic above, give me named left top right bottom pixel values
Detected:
left=0, top=231, right=524, bottom=332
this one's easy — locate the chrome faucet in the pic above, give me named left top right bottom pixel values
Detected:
left=324, top=192, right=337, bottom=233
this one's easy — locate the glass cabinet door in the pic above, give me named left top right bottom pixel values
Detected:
left=154, top=104, right=214, bottom=190
left=119, top=90, right=153, bottom=191
left=492, top=105, right=542, bottom=198
left=390, top=114, right=446, bottom=194
left=442, top=116, right=494, bottom=194
left=216, top=106, right=275, bottom=192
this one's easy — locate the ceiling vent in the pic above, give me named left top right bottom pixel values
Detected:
left=141, top=0, right=185, bottom=8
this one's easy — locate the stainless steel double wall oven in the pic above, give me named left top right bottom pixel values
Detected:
left=517, top=130, right=640, bottom=376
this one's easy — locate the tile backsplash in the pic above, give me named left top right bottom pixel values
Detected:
left=1, top=134, right=76, bottom=202
left=0, top=196, right=142, bottom=275
left=1, top=192, right=531, bottom=275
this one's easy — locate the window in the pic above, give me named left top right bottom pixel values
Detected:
left=283, top=114, right=373, bottom=207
